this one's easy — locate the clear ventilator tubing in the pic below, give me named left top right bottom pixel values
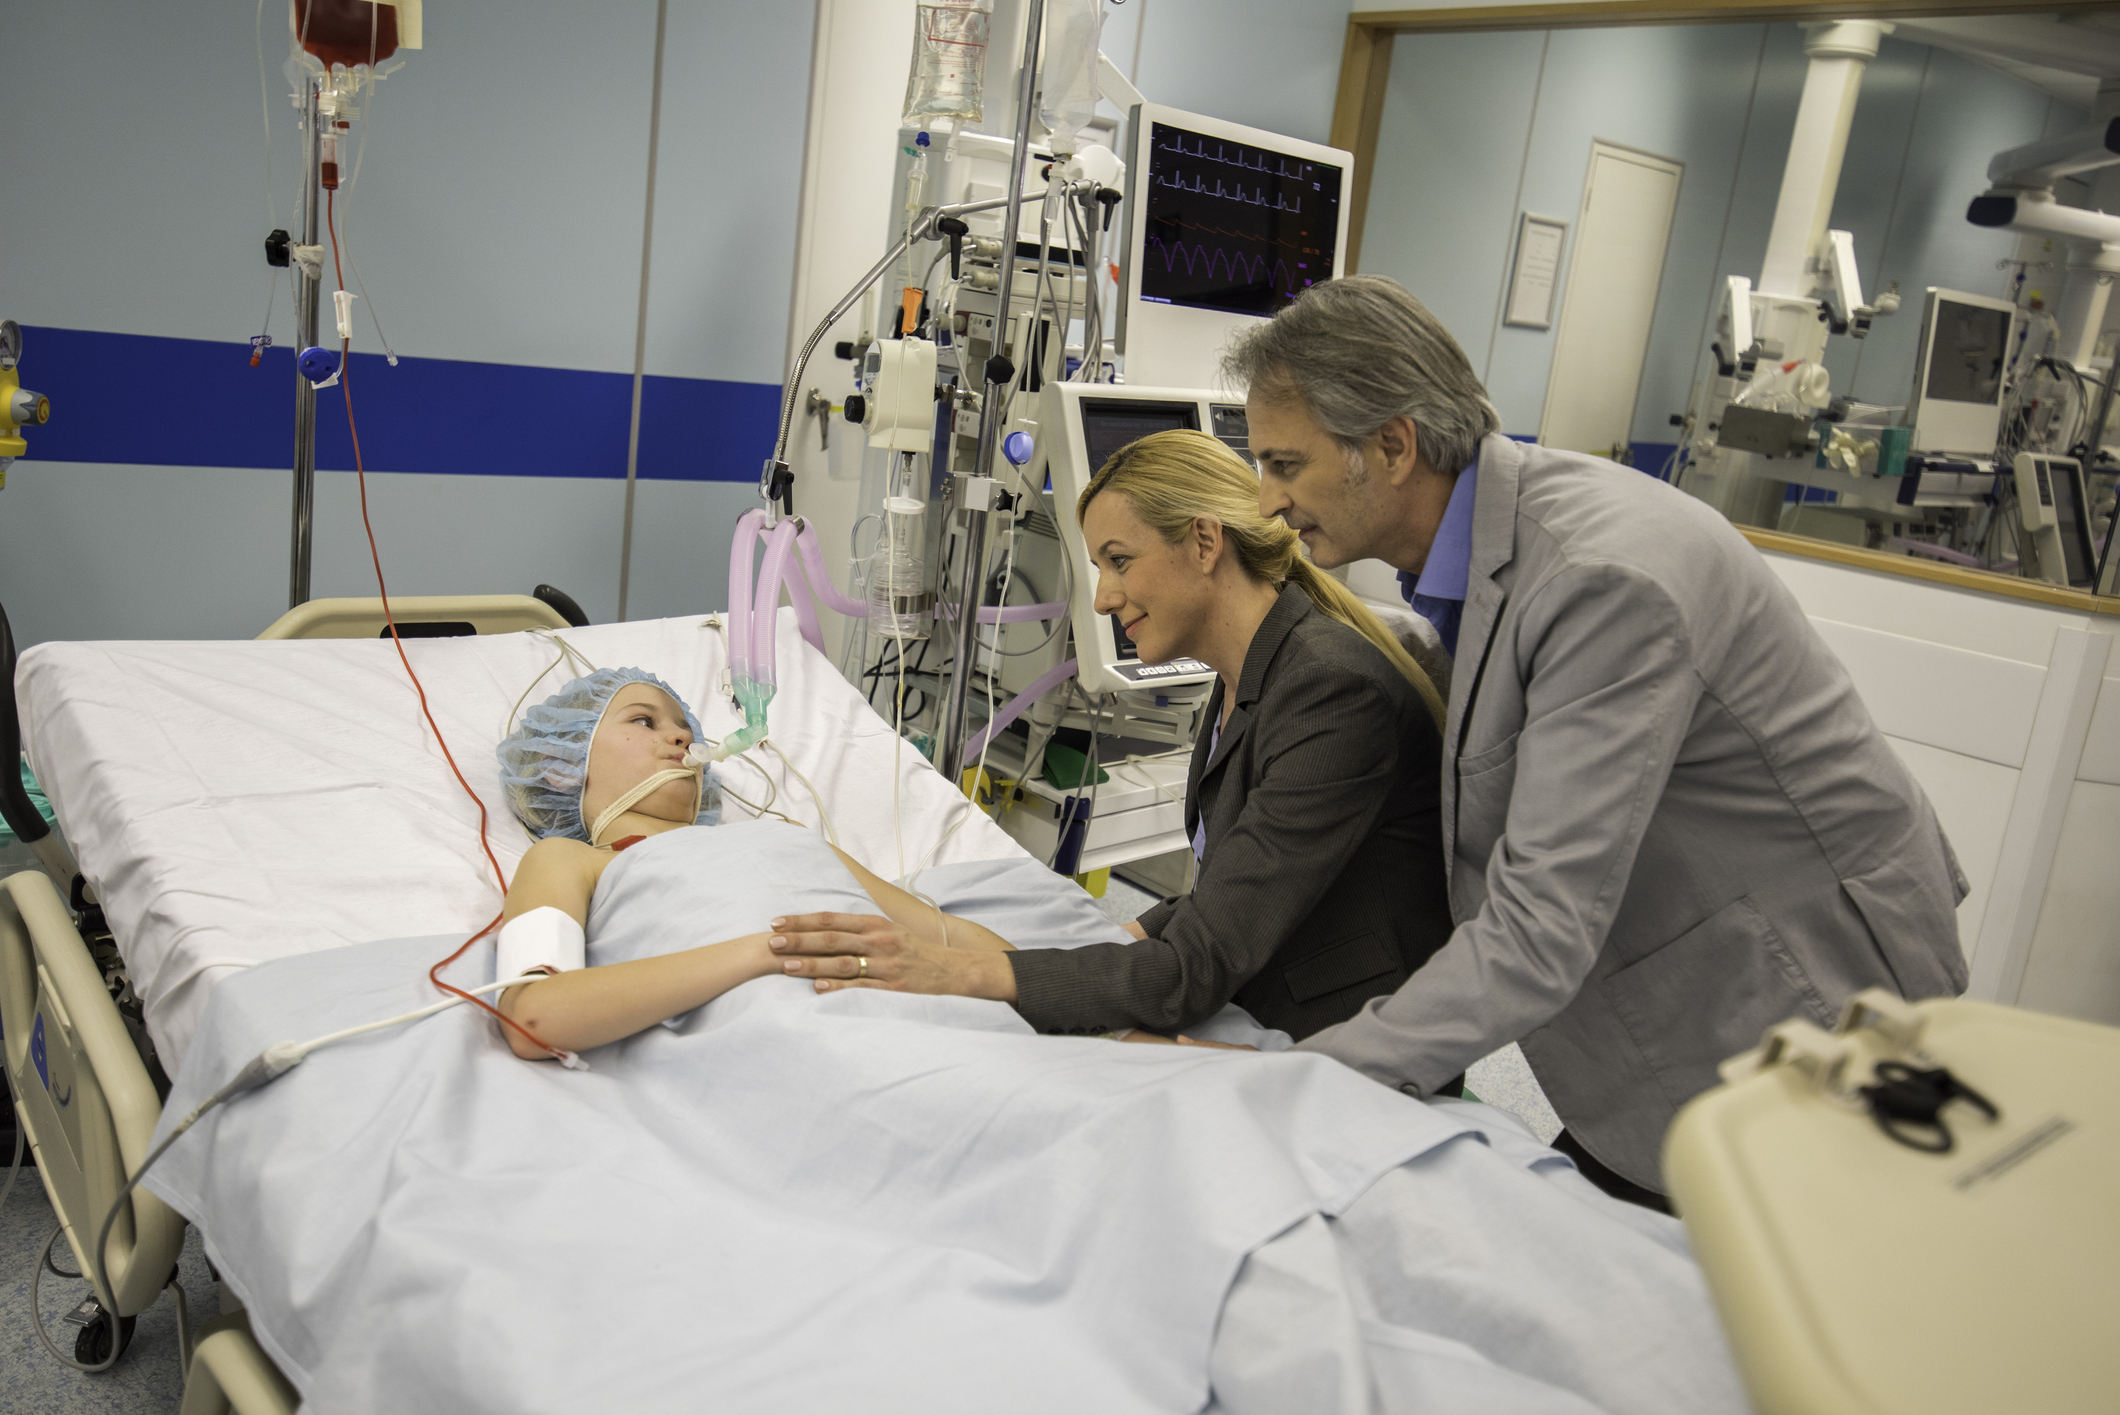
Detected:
left=727, top=509, right=767, bottom=687
left=727, top=518, right=804, bottom=760
left=750, top=517, right=802, bottom=687
left=776, top=527, right=829, bottom=658
left=795, top=522, right=872, bottom=619
left=717, top=509, right=774, bottom=763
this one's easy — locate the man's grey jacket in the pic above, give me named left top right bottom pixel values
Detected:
left=1297, top=433, right=1969, bottom=1190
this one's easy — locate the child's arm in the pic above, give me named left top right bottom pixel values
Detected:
left=498, top=933, right=778, bottom=1058
left=495, top=837, right=776, bottom=1059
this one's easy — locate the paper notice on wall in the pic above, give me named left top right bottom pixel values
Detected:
left=1506, top=214, right=1567, bottom=329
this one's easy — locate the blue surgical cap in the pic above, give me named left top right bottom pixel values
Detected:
left=496, top=667, right=724, bottom=842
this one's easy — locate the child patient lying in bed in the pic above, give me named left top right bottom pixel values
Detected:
left=490, top=666, right=1048, bottom=1061
left=459, top=666, right=1752, bottom=1414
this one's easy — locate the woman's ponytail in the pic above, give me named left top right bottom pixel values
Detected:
left=1282, top=558, right=1444, bottom=729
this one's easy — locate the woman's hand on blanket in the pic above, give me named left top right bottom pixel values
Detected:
left=1122, top=920, right=1148, bottom=941
left=1113, top=1029, right=1253, bottom=1050
left=768, top=914, right=1018, bottom=1003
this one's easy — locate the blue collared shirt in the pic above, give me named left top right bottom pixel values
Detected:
left=1396, top=459, right=1478, bottom=657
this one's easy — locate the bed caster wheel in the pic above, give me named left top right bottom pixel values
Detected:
left=74, top=1308, right=135, bottom=1368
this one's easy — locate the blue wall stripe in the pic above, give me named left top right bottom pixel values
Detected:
left=16, top=326, right=780, bottom=482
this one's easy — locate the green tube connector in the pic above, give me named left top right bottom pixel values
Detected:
left=720, top=676, right=776, bottom=759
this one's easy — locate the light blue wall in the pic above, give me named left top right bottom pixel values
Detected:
left=1100, top=0, right=1354, bottom=145
left=1824, top=40, right=2068, bottom=407
left=0, top=0, right=811, bottom=649
left=1359, top=22, right=2076, bottom=447
left=2, top=0, right=1366, bottom=650
left=1358, top=29, right=1548, bottom=381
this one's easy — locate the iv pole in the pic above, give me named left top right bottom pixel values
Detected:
left=939, top=0, right=1045, bottom=783
left=754, top=0, right=1049, bottom=781
left=289, top=77, right=323, bottom=610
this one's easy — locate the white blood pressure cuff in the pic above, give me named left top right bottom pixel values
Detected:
left=495, top=906, right=586, bottom=980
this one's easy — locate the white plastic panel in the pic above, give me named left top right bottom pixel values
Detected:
left=1760, top=551, right=2079, bottom=666
left=1881, top=736, right=2017, bottom=965
left=1810, top=618, right=2046, bottom=768
left=2018, top=778, right=2120, bottom=1026
left=2071, top=672, right=2120, bottom=786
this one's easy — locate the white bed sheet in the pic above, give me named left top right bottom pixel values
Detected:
left=18, top=612, right=1025, bottom=1071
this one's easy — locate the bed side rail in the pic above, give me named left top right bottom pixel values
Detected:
left=2, top=601, right=81, bottom=885
left=0, top=868, right=185, bottom=1316
left=178, top=1312, right=299, bottom=1415
left=257, top=592, right=572, bottom=640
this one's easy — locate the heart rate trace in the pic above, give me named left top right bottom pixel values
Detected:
left=1138, top=121, right=1343, bottom=319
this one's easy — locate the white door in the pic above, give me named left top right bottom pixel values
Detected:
left=1537, top=142, right=1682, bottom=457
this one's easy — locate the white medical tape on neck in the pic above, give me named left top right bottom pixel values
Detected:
left=588, top=766, right=702, bottom=846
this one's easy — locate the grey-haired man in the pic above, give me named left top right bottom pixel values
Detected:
left=1224, top=274, right=1969, bottom=1204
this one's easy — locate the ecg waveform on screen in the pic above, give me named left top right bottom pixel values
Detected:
left=1138, top=123, right=1343, bottom=318
left=1152, top=170, right=1307, bottom=212
left=1156, top=130, right=1318, bottom=180
left=1146, top=239, right=1304, bottom=301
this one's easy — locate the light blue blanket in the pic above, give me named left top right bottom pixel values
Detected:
left=146, top=825, right=1483, bottom=1412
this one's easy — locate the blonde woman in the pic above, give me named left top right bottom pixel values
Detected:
left=770, top=429, right=1452, bottom=1042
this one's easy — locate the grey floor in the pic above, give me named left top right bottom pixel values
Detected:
left=0, top=1119, right=215, bottom=1414
left=1094, top=876, right=1563, bottom=1142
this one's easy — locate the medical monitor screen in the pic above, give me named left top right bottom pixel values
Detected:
left=1138, top=121, right=1342, bottom=319
left=1077, top=398, right=1200, bottom=474
left=1924, top=300, right=2010, bottom=406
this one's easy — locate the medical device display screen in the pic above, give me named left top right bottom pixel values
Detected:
left=1138, top=121, right=1343, bottom=318
left=1924, top=300, right=2010, bottom=405
left=1078, top=398, right=1200, bottom=471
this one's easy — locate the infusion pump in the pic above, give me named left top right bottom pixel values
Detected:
left=1035, top=384, right=1257, bottom=696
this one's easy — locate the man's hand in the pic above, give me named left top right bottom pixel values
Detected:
left=769, top=912, right=1017, bottom=1002
left=1122, top=920, right=1148, bottom=941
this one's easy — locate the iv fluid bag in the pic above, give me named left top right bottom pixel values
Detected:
left=1039, top=0, right=1103, bottom=158
left=904, top=0, right=992, bottom=126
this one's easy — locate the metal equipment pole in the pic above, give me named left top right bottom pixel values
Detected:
left=289, top=79, right=322, bottom=610
left=940, top=0, right=1045, bottom=783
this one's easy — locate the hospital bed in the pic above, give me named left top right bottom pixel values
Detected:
left=4, top=591, right=1057, bottom=1409
left=0, top=590, right=1766, bottom=1414
left=1, top=592, right=601, bottom=1409
left=4, top=589, right=2109, bottom=1414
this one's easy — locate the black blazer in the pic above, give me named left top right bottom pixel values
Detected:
left=1008, top=585, right=1451, bottom=1039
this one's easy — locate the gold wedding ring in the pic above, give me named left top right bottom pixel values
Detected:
left=858, top=956, right=869, bottom=979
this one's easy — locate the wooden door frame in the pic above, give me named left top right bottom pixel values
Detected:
left=1332, top=1, right=2117, bottom=270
